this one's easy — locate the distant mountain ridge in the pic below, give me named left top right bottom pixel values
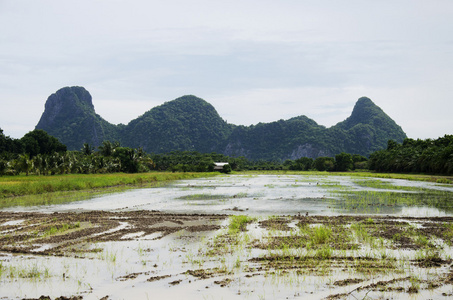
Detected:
left=35, top=86, right=407, bottom=160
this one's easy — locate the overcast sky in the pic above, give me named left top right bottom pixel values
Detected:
left=1, top=0, right=452, bottom=140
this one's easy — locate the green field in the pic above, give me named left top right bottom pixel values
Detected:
left=1, top=170, right=451, bottom=208
left=0, top=172, right=218, bottom=207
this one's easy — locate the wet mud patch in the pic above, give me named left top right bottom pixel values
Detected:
left=258, top=217, right=291, bottom=231
left=147, top=274, right=171, bottom=282
left=250, top=255, right=400, bottom=276
left=3, top=212, right=453, bottom=299
left=333, top=278, right=365, bottom=286
left=22, top=296, right=83, bottom=300
left=0, top=211, right=226, bottom=255
left=185, top=267, right=231, bottom=280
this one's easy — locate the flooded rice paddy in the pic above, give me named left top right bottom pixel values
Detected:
left=1, top=174, right=453, bottom=299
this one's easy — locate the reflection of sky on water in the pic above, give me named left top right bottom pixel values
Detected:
left=4, top=175, right=453, bottom=217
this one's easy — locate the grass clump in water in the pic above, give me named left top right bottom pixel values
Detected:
left=1, top=262, right=50, bottom=280
left=228, top=215, right=256, bottom=234
left=310, top=225, right=332, bottom=245
left=43, top=222, right=81, bottom=237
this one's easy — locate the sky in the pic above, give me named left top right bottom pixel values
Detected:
left=1, top=0, right=452, bottom=140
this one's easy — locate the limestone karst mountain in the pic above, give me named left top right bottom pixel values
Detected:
left=36, top=86, right=406, bottom=160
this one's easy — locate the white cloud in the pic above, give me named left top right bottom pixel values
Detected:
left=0, top=0, right=452, bottom=140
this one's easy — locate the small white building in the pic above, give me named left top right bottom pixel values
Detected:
left=214, top=162, right=229, bottom=171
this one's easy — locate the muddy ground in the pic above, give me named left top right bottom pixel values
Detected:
left=0, top=211, right=226, bottom=256
left=2, top=212, right=453, bottom=299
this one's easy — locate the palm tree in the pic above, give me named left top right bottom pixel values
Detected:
left=98, top=141, right=115, bottom=157
left=32, top=154, right=46, bottom=175
left=82, top=143, right=94, bottom=156
left=16, top=154, right=32, bottom=176
left=0, top=159, right=7, bottom=176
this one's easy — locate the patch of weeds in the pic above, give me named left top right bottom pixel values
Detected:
left=310, top=225, right=332, bottom=245
left=3, top=262, right=51, bottom=280
left=43, top=222, right=81, bottom=237
left=408, top=276, right=420, bottom=293
left=259, top=222, right=357, bottom=251
left=442, top=223, right=453, bottom=245
left=228, top=215, right=256, bottom=234
left=315, top=246, right=333, bottom=259
left=436, top=178, right=452, bottom=184
left=414, top=249, right=449, bottom=267
left=365, top=218, right=375, bottom=225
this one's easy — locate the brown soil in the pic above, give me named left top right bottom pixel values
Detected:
left=3, top=212, right=453, bottom=299
left=0, top=211, right=226, bottom=256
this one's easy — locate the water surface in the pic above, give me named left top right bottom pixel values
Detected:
left=6, top=174, right=453, bottom=217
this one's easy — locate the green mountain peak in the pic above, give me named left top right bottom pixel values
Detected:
left=35, top=87, right=407, bottom=159
left=36, top=86, right=119, bottom=149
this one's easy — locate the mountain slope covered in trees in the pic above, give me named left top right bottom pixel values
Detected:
left=36, top=87, right=120, bottom=149
left=35, top=86, right=407, bottom=160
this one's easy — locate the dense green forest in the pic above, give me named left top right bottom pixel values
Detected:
left=2, top=127, right=452, bottom=176
left=369, top=135, right=453, bottom=175
left=1, top=128, right=368, bottom=175
left=35, top=87, right=406, bottom=160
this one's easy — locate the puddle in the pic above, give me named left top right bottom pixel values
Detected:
left=1, top=219, right=24, bottom=226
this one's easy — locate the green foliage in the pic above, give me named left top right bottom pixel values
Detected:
left=369, top=135, right=453, bottom=175
left=20, top=129, right=67, bottom=157
left=34, top=88, right=406, bottom=161
left=123, top=95, right=232, bottom=154
left=35, top=86, right=120, bottom=150
left=0, top=128, right=372, bottom=175
left=313, top=157, right=335, bottom=171
left=335, top=152, right=354, bottom=171
left=113, top=147, right=145, bottom=173
left=221, top=163, right=232, bottom=174
left=228, top=215, right=255, bottom=234
left=335, top=97, right=407, bottom=155
left=0, top=128, right=23, bottom=156
left=0, top=172, right=216, bottom=203
left=81, top=143, right=94, bottom=156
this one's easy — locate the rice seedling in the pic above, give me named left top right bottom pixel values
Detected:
left=310, top=225, right=332, bottom=245
left=43, top=222, right=81, bottom=237
left=228, top=215, right=256, bottom=234
left=2, top=262, right=51, bottom=280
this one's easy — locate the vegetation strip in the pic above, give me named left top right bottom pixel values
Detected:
left=0, top=172, right=217, bottom=202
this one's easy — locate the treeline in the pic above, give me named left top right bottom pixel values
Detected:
left=0, top=129, right=154, bottom=175
left=3, top=127, right=452, bottom=176
left=1, top=128, right=369, bottom=175
left=368, top=135, right=453, bottom=175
